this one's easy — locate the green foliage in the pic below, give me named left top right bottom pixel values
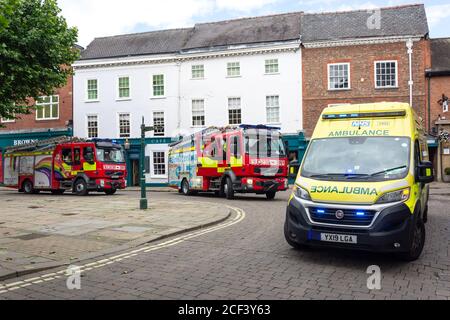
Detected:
left=0, top=0, right=79, bottom=120
left=445, top=168, right=450, bottom=176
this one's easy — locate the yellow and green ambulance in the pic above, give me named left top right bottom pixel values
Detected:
left=285, top=102, right=434, bottom=261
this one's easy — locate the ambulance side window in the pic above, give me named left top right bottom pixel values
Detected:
left=62, top=148, right=73, bottom=165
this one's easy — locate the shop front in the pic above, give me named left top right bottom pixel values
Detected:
left=115, top=137, right=176, bottom=187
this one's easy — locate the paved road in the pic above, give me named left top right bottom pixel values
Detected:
left=1, top=189, right=450, bottom=300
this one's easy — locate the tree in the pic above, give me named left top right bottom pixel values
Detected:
left=0, top=0, right=78, bottom=120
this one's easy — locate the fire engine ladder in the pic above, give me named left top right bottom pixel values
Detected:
left=4, top=136, right=85, bottom=154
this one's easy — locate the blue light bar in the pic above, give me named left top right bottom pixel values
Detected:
left=317, top=209, right=325, bottom=214
left=322, top=111, right=406, bottom=120
left=356, top=212, right=365, bottom=216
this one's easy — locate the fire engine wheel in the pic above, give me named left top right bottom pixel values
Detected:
left=181, top=179, right=191, bottom=196
left=104, top=188, right=117, bottom=195
left=266, top=191, right=277, bottom=200
left=224, top=177, right=235, bottom=200
left=74, top=179, right=89, bottom=196
left=23, top=180, right=35, bottom=194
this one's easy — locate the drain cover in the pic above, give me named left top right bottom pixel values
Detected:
left=14, top=233, right=50, bottom=241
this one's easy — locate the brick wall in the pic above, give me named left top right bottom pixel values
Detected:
left=302, top=39, right=430, bottom=137
left=429, top=76, right=450, bottom=128
left=0, top=75, right=73, bottom=131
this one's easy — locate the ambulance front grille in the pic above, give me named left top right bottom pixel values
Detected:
left=309, top=207, right=377, bottom=226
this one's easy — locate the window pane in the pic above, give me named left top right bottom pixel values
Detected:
left=265, top=59, right=279, bottom=74
left=153, top=152, right=166, bottom=175
left=119, top=114, right=130, bottom=138
left=329, top=64, right=349, bottom=90
left=51, top=104, right=58, bottom=118
left=153, top=112, right=165, bottom=136
left=192, top=65, right=204, bottom=79
left=375, top=61, right=397, bottom=88
left=227, top=62, right=240, bottom=77
left=153, top=75, right=164, bottom=96
left=266, top=96, right=280, bottom=123
left=192, top=99, right=205, bottom=126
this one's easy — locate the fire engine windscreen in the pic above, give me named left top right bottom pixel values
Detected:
left=96, top=147, right=125, bottom=163
left=244, top=129, right=286, bottom=159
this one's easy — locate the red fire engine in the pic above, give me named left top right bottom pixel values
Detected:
left=2, top=137, right=127, bottom=195
left=169, top=125, right=289, bottom=200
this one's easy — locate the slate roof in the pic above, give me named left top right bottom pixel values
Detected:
left=79, top=4, right=429, bottom=60
left=182, top=12, right=302, bottom=50
left=430, top=38, right=450, bottom=72
left=80, top=28, right=193, bottom=60
left=301, top=4, right=428, bottom=43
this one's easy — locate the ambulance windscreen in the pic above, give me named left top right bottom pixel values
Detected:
left=301, top=137, right=410, bottom=182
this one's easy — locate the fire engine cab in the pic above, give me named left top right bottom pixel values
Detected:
left=169, top=125, right=289, bottom=200
left=2, top=137, right=127, bottom=196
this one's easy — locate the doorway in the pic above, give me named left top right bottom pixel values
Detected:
left=131, top=159, right=140, bottom=186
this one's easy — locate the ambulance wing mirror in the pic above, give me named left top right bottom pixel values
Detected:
left=417, top=161, right=434, bottom=184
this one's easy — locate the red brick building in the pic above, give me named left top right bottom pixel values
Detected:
left=0, top=75, right=73, bottom=133
left=426, top=38, right=450, bottom=181
left=301, top=4, right=430, bottom=137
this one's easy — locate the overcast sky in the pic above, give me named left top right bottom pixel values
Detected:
left=58, top=0, right=450, bottom=48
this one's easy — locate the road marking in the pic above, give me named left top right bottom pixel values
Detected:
left=0, top=205, right=245, bottom=295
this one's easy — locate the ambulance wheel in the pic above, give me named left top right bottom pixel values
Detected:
left=399, top=218, right=425, bottom=262
left=51, top=189, right=65, bottom=195
left=181, top=179, right=191, bottom=196
left=74, top=179, right=89, bottom=196
left=266, top=191, right=277, bottom=200
left=104, top=188, right=117, bottom=195
left=224, top=177, right=234, bottom=200
left=23, top=180, right=35, bottom=194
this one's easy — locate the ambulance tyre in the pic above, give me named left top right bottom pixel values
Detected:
left=74, top=179, right=89, bottom=196
left=104, top=188, right=117, bottom=195
left=266, top=191, right=276, bottom=200
left=224, top=177, right=234, bottom=200
left=399, top=215, right=425, bottom=262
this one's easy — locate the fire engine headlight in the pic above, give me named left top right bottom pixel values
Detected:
left=376, top=188, right=410, bottom=204
left=247, top=178, right=254, bottom=186
left=293, top=185, right=311, bottom=201
left=100, top=180, right=105, bottom=187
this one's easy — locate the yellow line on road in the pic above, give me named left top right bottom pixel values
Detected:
left=0, top=205, right=246, bottom=295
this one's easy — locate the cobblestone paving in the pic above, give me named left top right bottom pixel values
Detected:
left=1, top=187, right=450, bottom=300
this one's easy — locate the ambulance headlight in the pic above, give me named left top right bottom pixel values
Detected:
left=376, top=188, right=410, bottom=204
left=293, top=185, right=311, bottom=201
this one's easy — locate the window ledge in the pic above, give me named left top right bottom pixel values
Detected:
left=85, top=100, right=100, bottom=103
left=116, top=98, right=132, bottom=102
left=264, top=72, right=280, bottom=76
left=36, top=118, right=59, bottom=122
left=328, top=88, right=351, bottom=92
left=150, top=96, right=167, bottom=100
left=375, top=86, right=399, bottom=90
left=226, top=75, right=242, bottom=79
left=191, top=78, right=205, bottom=80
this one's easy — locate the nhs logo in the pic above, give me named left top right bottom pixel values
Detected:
left=352, top=121, right=371, bottom=127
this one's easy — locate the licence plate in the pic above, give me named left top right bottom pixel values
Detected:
left=320, top=233, right=357, bottom=244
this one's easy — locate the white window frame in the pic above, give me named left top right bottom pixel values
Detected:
left=265, top=59, right=279, bottom=74
left=374, top=60, right=398, bottom=89
left=227, top=62, right=241, bottom=78
left=86, top=114, right=99, bottom=138
left=151, top=74, right=166, bottom=99
left=36, top=95, right=59, bottom=121
left=1, top=116, right=15, bottom=123
left=328, top=63, right=351, bottom=91
left=117, top=76, right=131, bottom=100
left=266, top=95, right=281, bottom=124
left=228, top=97, right=242, bottom=125
left=191, top=99, right=206, bottom=128
left=151, top=151, right=167, bottom=178
left=152, top=111, right=165, bottom=137
left=118, top=113, right=131, bottom=138
left=191, top=64, right=205, bottom=80
left=86, top=79, right=99, bottom=102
